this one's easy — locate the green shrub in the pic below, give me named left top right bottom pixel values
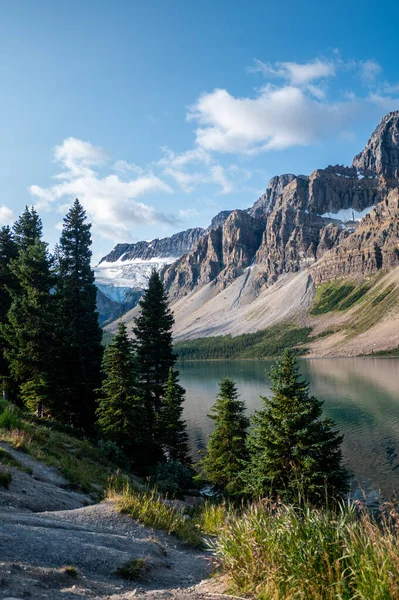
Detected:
left=149, top=461, right=194, bottom=496
left=97, top=439, right=130, bottom=467
left=371, top=284, right=395, bottom=306
left=0, top=470, right=12, bottom=488
left=339, top=284, right=370, bottom=310
left=115, top=558, right=149, bottom=580
left=63, top=565, right=78, bottom=578
left=0, top=402, right=25, bottom=430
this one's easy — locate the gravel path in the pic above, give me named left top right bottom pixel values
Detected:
left=0, top=445, right=239, bottom=600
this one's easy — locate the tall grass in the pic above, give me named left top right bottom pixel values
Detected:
left=0, top=399, right=25, bottom=431
left=109, top=481, right=234, bottom=548
left=210, top=499, right=399, bottom=600
left=110, top=484, right=206, bottom=547
left=111, top=485, right=399, bottom=598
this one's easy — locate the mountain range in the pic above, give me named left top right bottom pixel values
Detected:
left=98, top=111, right=399, bottom=357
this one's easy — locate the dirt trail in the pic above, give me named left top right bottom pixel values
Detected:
left=0, top=445, right=235, bottom=600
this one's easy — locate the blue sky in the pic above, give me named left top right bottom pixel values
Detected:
left=1, top=0, right=399, bottom=262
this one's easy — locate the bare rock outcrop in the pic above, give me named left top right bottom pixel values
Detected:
left=248, top=173, right=297, bottom=218
left=353, top=110, right=399, bottom=180
left=312, top=188, right=399, bottom=283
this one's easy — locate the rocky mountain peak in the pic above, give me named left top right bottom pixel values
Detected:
left=352, top=110, right=399, bottom=180
left=248, top=173, right=297, bottom=218
left=206, top=210, right=234, bottom=232
left=99, top=227, right=205, bottom=264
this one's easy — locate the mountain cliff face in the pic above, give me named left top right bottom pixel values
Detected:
left=162, top=167, right=385, bottom=298
left=162, top=210, right=265, bottom=300
left=159, top=112, right=399, bottom=303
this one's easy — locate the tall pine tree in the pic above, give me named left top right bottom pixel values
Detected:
left=96, top=321, right=144, bottom=464
left=133, top=269, right=175, bottom=461
left=4, top=231, right=55, bottom=415
left=158, top=368, right=190, bottom=463
left=199, top=378, right=249, bottom=495
left=245, top=351, right=348, bottom=504
left=13, top=206, right=43, bottom=251
left=55, top=199, right=103, bottom=429
left=0, top=226, right=18, bottom=399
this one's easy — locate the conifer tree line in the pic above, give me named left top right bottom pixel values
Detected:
left=0, top=200, right=190, bottom=474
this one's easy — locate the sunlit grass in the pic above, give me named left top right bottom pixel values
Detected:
left=210, top=499, right=399, bottom=600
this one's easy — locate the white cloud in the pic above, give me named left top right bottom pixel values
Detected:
left=0, top=205, right=14, bottom=225
left=359, top=60, right=382, bottom=85
left=163, top=163, right=234, bottom=194
left=179, top=208, right=200, bottom=219
left=53, top=137, right=107, bottom=179
left=113, top=160, right=144, bottom=175
left=368, top=93, right=399, bottom=112
left=159, top=146, right=243, bottom=194
left=30, top=138, right=175, bottom=241
left=250, top=59, right=335, bottom=86
left=158, top=146, right=212, bottom=168
left=188, top=85, right=362, bottom=154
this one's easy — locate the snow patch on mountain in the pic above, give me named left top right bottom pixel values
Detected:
left=321, top=205, right=375, bottom=223
left=95, top=255, right=179, bottom=302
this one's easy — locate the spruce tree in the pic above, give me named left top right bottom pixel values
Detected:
left=96, top=321, right=144, bottom=463
left=0, top=226, right=18, bottom=399
left=199, top=378, right=249, bottom=495
left=13, top=206, right=43, bottom=251
left=4, top=238, right=55, bottom=415
left=55, top=199, right=103, bottom=429
left=245, top=351, right=348, bottom=504
left=133, top=269, right=175, bottom=460
left=158, top=368, right=190, bottom=463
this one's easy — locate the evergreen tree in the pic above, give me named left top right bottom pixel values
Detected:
left=13, top=206, right=43, bottom=251
left=158, top=368, right=190, bottom=463
left=199, top=378, right=249, bottom=495
left=4, top=238, right=55, bottom=415
left=96, top=321, right=144, bottom=463
left=133, top=269, right=175, bottom=459
left=0, top=226, right=18, bottom=399
left=55, top=199, right=103, bottom=429
left=245, top=351, right=348, bottom=504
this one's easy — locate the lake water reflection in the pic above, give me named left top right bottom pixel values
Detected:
left=178, top=358, right=399, bottom=502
